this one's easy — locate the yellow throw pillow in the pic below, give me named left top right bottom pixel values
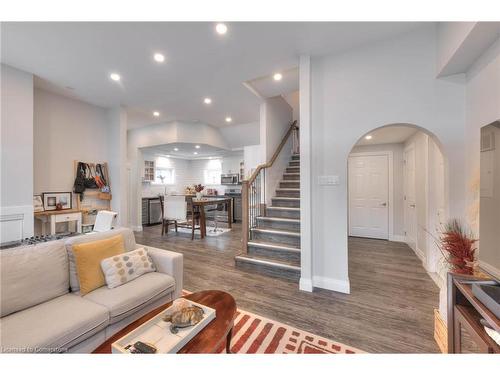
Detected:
left=72, top=235, right=125, bottom=295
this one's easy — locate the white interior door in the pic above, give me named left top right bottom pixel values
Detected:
left=348, top=154, right=389, bottom=239
left=404, top=145, right=417, bottom=251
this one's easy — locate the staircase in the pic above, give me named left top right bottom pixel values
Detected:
left=235, top=153, right=301, bottom=281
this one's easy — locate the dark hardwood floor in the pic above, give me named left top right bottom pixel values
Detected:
left=134, top=224, right=440, bottom=353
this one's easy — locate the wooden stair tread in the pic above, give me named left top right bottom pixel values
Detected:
left=248, top=240, right=300, bottom=252
left=235, top=254, right=301, bottom=270
left=256, top=216, right=300, bottom=223
left=251, top=228, right=300, bottom=236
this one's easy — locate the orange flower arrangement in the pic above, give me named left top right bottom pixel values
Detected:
left=436, top=219, right=478, bottom=275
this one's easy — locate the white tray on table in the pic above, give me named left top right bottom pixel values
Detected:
left=111, top=299, right=216, bottom=354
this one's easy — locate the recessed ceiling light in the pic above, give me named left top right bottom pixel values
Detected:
left=365, top=135, right=373, bottom=140
left=225, top=117, right=232, bottom=123
left=173, top=148, right=179, bottom=151
left=203, top=97, right=212, bottom=104
left=153, top=53, right=165, bottom=63
left=195, top=145, right=201, bottom=149
left=193, top=152, right=198, bottom=155
left=273, top=73, right=283, bottom=81
left=153, top=111, right=160, bottom=117
left=215, top=23, right=228, bottom=35
left=110, top=73, right=121, bottom=81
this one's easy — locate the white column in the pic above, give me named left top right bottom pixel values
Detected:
left=107, top=107, right=128, bottom=227
left=299, top=55, right=313, bottom=292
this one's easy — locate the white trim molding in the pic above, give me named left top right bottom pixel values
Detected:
left=131, top=225, right=143, bottom=232
left=313, top=276, right=351, bottom=294
left=389, top=234, right=407, bottom=242
left=299, top=277, right=313, bottom=292
left=414, top=246, right=426, bottom=263
left=479, top=260, right=500, bottom=280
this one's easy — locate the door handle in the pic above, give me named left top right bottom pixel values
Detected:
left=410, top=204, right=416, bottom=208
left=381, top=202, right=387, bottom=207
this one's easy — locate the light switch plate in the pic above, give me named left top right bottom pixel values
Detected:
left=318, top=175, right=339, bottom=185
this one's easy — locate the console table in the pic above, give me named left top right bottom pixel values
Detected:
left=34, top=209, right=83, bottom=235
left=447, top=273, right=500, bottom=353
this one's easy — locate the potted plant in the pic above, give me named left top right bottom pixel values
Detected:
left=194, top=184, right=205, bottom=200
left=430, top=219, right=478, bottom=275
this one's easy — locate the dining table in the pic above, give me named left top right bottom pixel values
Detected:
left=191, top=197, right=232, bottom=238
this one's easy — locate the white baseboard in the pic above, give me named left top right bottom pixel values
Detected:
left=313, top=276, right=351, bottom=294
left=131, top=225, right=143, bottom=232
left=299, top=277, right=313, bottom=292
left=479, top=260, right=500, bottom=279
left=414, top=246, right=425, bottom=262
left=389, top=234, right=406, bottom=242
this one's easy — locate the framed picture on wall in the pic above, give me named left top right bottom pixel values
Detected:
left=42, top=192, right=72, bottom=211
left=33, top=195, right=44, bottom=212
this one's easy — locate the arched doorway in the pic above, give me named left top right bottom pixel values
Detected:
left=347, top=123, right=448, bottom=283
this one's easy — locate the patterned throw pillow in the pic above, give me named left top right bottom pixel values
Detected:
left=100, top=248, right=156, bottom=289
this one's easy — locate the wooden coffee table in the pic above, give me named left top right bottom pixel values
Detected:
left=93, top=290, right=236, bottom=354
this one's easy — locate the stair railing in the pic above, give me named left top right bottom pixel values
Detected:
left=241, top=120, right=299, bottom=253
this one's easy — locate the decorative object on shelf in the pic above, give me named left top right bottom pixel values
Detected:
left=42, top=192, right=72, bottom=211
left=194, top=184, right=205, bottom=200
left=428, top=218, right=478, bottom=275
left=33, top=195, right=44, bottom=212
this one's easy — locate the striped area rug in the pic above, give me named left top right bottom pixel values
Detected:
left=216, top=309, right=364, bottom=354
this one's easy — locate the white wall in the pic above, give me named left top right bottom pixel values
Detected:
left=479, top=124, right=500, bottom=278
left=350, top=143, right=405, bottom=238
left=33, top=89, right=130, bottom=232
left=309, top=25, right=466, bottom=293
left=219, top=122, right=259, bottom=150
left=465, top=36, right=500, bottom=238
left=243, top=145, right=263, bottom=178
left=33, top=89, right=109, bottom=196
left=0, top=64, right=34, bottom=241
left=437, top=22, right=476, bottom=74
left=284, top=90, right=300, bottom=122
left=260, top=96, right=293, bottom=204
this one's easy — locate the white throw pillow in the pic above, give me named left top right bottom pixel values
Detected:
left=101, top=247, right=155, bottom=288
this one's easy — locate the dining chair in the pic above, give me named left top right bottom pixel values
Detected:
left=160, top=195, right=201, bottom=240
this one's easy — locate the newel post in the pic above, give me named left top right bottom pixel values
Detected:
left=241, top=180, right=249, bottom=254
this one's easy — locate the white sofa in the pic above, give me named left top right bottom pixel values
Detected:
left=0, top=228, right=183, bottom=353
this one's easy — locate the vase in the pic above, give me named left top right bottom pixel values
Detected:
left=196, top=192, right=202, bottom=200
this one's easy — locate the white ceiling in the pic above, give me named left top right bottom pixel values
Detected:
left=142, top=142, right=242, bottom=160
left=246, top=67, right=299, bottom=99
left=355, top=126, right=418, bottom=146
left=1, top=22, right=425, bottom=129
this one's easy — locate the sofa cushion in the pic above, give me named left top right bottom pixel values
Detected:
left=0, top=240, right=69, bottom=318
left=72, top=235, right=125, bottom=295
left=65, top=228, right=137, bottom=293
left=84, top=272, right=175, bottom=324
left=0, top=294, right=109, bottom=353
left=101, top=247, right=156, bottom=289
